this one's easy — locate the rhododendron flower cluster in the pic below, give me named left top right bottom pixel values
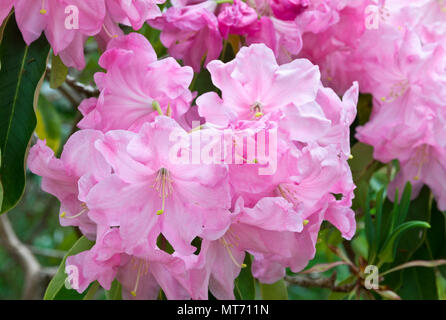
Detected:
left=16, top=0, right=446, bottom=301
left=0, top=0, right=165, bottom=69
left=28, top=32, right=358, bottom=299
left=297, top=0, right=446, bottom=210
left=149, top=0, right=363, bottom=71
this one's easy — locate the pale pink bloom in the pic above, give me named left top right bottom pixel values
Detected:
left=389, top=144, right=446, bottom=211
left=0, top=0, right=14, bottom=25
left=85, top=116, right=232, bottom=255
left=358, top=96, right=446, bottom=210
left=246, top=17, right=304, bottom=64
left=0, top=0, right=107, bottom=69
left=0, top=1, right=166, bottom=69
left=149, top=1, right=222, bottom=72
left=217, top=0, right=258, bottom=38
left=270, top=0, right=309, bottom=21
left=78, top=33, right=194, bottom=132
left=66, top=225, right=209, bottom=299
left=201, top=196, right=305, bottom=298
left=316, top=82, right=359, bottom=160
left=106, top=0, right=166, bottom=30
left=197, top=43, right=329, bottom=143
left=27, top=130, right=111, bottom=239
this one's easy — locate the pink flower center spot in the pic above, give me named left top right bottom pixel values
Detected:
left=251, top=101, right=264, bottom=119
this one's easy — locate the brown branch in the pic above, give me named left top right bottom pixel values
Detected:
left=0, top=214, right=48, bottom=299
left=284, top=272, right=357, bottom=293
left=64, top=74, right=99, bottom=98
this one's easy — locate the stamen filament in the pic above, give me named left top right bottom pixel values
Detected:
left=131, top=263, right=143, bottom=297
left=60, top=203, right=88, bottom=219
left=102, top=24, right=118, bottom=39
left=154, top=168, right=173, bottom=215
left=221, top=237, right=246, bottom=269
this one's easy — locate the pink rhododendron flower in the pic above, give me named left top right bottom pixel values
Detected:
left=0, top=0, right=165, bottom=69
left=106, top=0, right=165, bottom=30
left=270, top=0, right=309, bottom=21
left=201, top=196, right=306, bottom=298
left=66, top=225, right=209, bottom=299
left=217, top=0, right=258, bottom=38
left=85, top=116, right=232, bottom=255
left=197, top=43, right=328, bottom=142
left=149, top=1, right=222, bottom=72
left=27, top=130, right=111, bottom=238
left=78, top=33, right=194, bottom=132
left=0, top=0, right=106, bottom=69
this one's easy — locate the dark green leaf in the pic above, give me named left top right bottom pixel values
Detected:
left=378, top=221, right=430, bottom=265
left=393, top=244, right=438, bottom=299
left=0, top=15, right=50, bottom=214
left=234, top=254, right=255, bottom=300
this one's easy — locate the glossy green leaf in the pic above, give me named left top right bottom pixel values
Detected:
left=0, top=15, right=50, bottom=214
left=394, top=244, right=439, bottom=299
left=378, top=221, right=431, bottom=265
left=397, top=182, right=412, bottom=226
left=374, top=188, right=384, bottom=251
left=44, top=236, right=94, bottom=300
left=382, top=186, right=432, bottom=289
left=426, top=201, right=446, bottom=277
left=234, top=254, right=255, bottom=300
left=364, top=191, right=376, bottom=262
left=260, top=279, right=288, bottom=300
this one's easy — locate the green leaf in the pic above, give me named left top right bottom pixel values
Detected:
left=260, top=279, right=288, bottom=300
left=374, top=188, right=384, bottom=251
left=378, top=221, right=431, bottom=265
left=44, top=236, right=94, bottom=300
left=49, top=53, right=68, bottom=89
left=357, top=94, right=373, bottom=125
left=382, top=186, right=432, bottom=289
left=393, top=244, right=439, bottom=299
left=397, top=182, right=412, bottom=226
left=234, top=254, right=255, bottom=300
left=349, top=142, right=383, bottom=210
left=426, top=201, right=446, bottom=278
left=83, top=281, right=100, bottom=300
left=0, top=15, right=50, bottom=214
left=106, top=279, right=123, bottom=300
left=364, top=191, right=376, bottom=262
